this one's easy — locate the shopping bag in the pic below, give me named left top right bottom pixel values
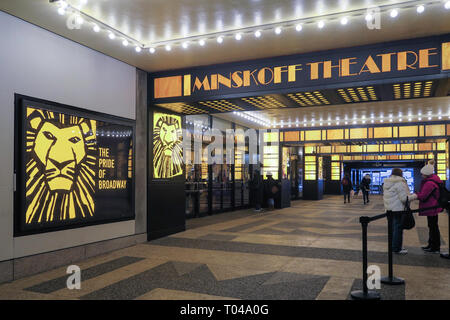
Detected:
left=401, top=197, right=415, bottom=230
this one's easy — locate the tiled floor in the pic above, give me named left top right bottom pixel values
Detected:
left=1, top=195, right=449, bottom=300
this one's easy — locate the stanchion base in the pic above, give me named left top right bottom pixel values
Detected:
left=350, top=290, right=381, bottom=300
left=440, top=253, right=450, bottom=259
left=381, top=276, right=405, bottom=285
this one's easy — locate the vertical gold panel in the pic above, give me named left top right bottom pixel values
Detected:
left=425, top=124, right=445, bottom=136
left=419, top=125, right=424, bottom=136
left=154, top=76, right=183, bottom=99
left=443, top=42, right=450, bottom=71
left=183, top=74, right=191, bottom=96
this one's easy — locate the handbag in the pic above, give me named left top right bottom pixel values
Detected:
left=401, top=196, right=415, bottom=230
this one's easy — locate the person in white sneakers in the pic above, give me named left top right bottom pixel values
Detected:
left=383, top=168, right=412, bottom=255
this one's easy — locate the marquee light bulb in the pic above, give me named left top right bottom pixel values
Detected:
left=122, top=39, right=128, bottom=46
left=75, top=15, right=84, bottom=25
left=275, top=27, right=282, bottom=34
left=165, top=44, right=171, bottom=51
left=235, top=33, right=242, bottom=40
left=445, top=1, right=450, bottom=10
left=295, top=24, right=303, bottom=31
left=340, top=17, right=348, bottom=25
left=199, top=39, right=206, bottom=46
left=318, top=20, right=325, bottom=29
left=93, top=24, right=100, bottom=32
left=149, top=47, right=155, bottom=54
left=390, top=9, right=398, bottom=18
left=182, top=41, right=189, bottom=49
left=255, top=30, right=261, bottom=38
left=217, top=36, right=223, bottom=43
left=135, top=46, right=141, bottom=53
left=365, top=14, right=373, bottom=21
left=108, top=32, right=115, bottom=40
left=417, top=5, right=425, bottom=13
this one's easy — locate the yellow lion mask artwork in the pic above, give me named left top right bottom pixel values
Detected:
left=153, top=113, right=183, bottom=179
left=25, top=107, right=97, bottom=224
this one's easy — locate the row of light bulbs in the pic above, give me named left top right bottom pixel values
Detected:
left=52, top=0, right=450, bottom=54
left=233, top=111, right=271, bottom=127
left=275, top=111, right=450, bottom=128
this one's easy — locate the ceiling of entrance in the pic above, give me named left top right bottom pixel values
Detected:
left=215, top=95, right=450, bottom=128
left=2, top=0, right=450, bottom=72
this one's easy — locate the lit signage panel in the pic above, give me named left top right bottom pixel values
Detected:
left=15, top=96, right=135, bottom=235
left=152, top=112, right=183, bottom=179
left=152, top=35, right=450, bottom=101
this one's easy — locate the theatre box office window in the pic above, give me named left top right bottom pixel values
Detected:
left=14, top=95, right=135, bottom=236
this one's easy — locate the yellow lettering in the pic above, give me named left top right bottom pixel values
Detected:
left=288, top=64, right=302, bottom=82
left=359, top=55, right=381, bottom=74
left=192, top=76, right=211, bottom=92
left=397, top=51, right=418, bottom=70
left=307, top=62, right=322, bottom=80
left=419, top=48, right=438, bottom=68
left=274, top=66, right=288, bottom=83
left=340, top=58, right=358, bottom=76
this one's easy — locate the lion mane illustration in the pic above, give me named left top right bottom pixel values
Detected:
left=25, top=107, right=97, bottom=224
left=153, top=113, right=183, bottom=179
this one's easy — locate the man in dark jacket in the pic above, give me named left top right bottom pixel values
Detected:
left=264, top=172, right=279, bottom=210
left=341, top=173, right=353, bottom=204
left=360, top=174, right=371, bottom=205
left=250, top=169, right=263, bottom=212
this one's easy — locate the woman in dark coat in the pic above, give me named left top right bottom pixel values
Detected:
left=341, top=173, right=353, bottom=204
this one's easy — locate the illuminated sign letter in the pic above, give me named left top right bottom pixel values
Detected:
left=397, top=51, right=418, bottom=70
left=257, top=67, right=274, bottom=85
left=419, top=48, right=438, bottom=68
left=274, top=66, right=288, bottom=84
left=376, top=53, right=395, bottom=72
left=307, top=62, right=322, bottom=80
left=288, top=64, right=302, bottom=82
left=231, top=71, right=243, bottom=88
left=340, top=58, right=358, bottom=76
left=359, top=55, right=381, bottom=74
left=193, top=76, right=211, bottom=92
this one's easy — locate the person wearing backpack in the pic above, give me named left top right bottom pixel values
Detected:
left=409, top=160, right=443, bottom=253
left=341, top=173, right=353, bottom=204
left=383, top=168, right=411, bottom=255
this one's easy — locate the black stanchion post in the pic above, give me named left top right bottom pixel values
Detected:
left=381, top=210, right=405, bottom=285
left=441, top=208, right=450, bottom=259
left=351, top=216, right=380, bottom=300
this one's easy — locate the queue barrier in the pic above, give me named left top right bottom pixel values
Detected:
left=351, top=204, right=449, bottom=300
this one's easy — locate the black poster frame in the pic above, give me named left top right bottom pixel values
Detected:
left=14, top=94, right=136, bottom=237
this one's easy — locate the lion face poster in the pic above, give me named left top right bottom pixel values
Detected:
left=153, top=112, right=183, bottom=179
left=15, top=96, right=135, bottom=235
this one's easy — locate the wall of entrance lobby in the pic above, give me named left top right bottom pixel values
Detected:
left=1, top=8, right=450, bottom=284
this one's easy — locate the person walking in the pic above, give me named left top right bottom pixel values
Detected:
left=361, top=174, right=371, bottom=205
left=341, top=173, right=353, bottom=204
left=250, top=168, right=263, bottom=212
left=409, top=160, right=443, bottom=253
left=383, top=168, right=411, bottom=255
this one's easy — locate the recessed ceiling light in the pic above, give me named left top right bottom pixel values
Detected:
left=165, top=44, right=171, bottom=51
left=149, top=47, right=155, bottom=54
left=93, top=24, right=100, bottom=32
left=275, top=27, right=282, bottom=34
left=390, top=9, right=399, bottom=18
left=122, top=39, right=128, bottom=47
left=182, top=41, right=189, bottom=49
left=295, top=24, right=303, bottom=31
left=318, top=20, right=325, bottom=29
left=199, top=39, right=206, bottom=46
left=235, top=33, right=242, bottom=40
left=255, top=30, right=262, bottom=38
left=217, top=36, right=223, bottom=43
left=108, top=32, right=115, bottom=40
left=135, top=46, right=141, bottom=53
left=340, top=17, right=348, bottom=25
left=417, top=5, right=425, bottom=13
